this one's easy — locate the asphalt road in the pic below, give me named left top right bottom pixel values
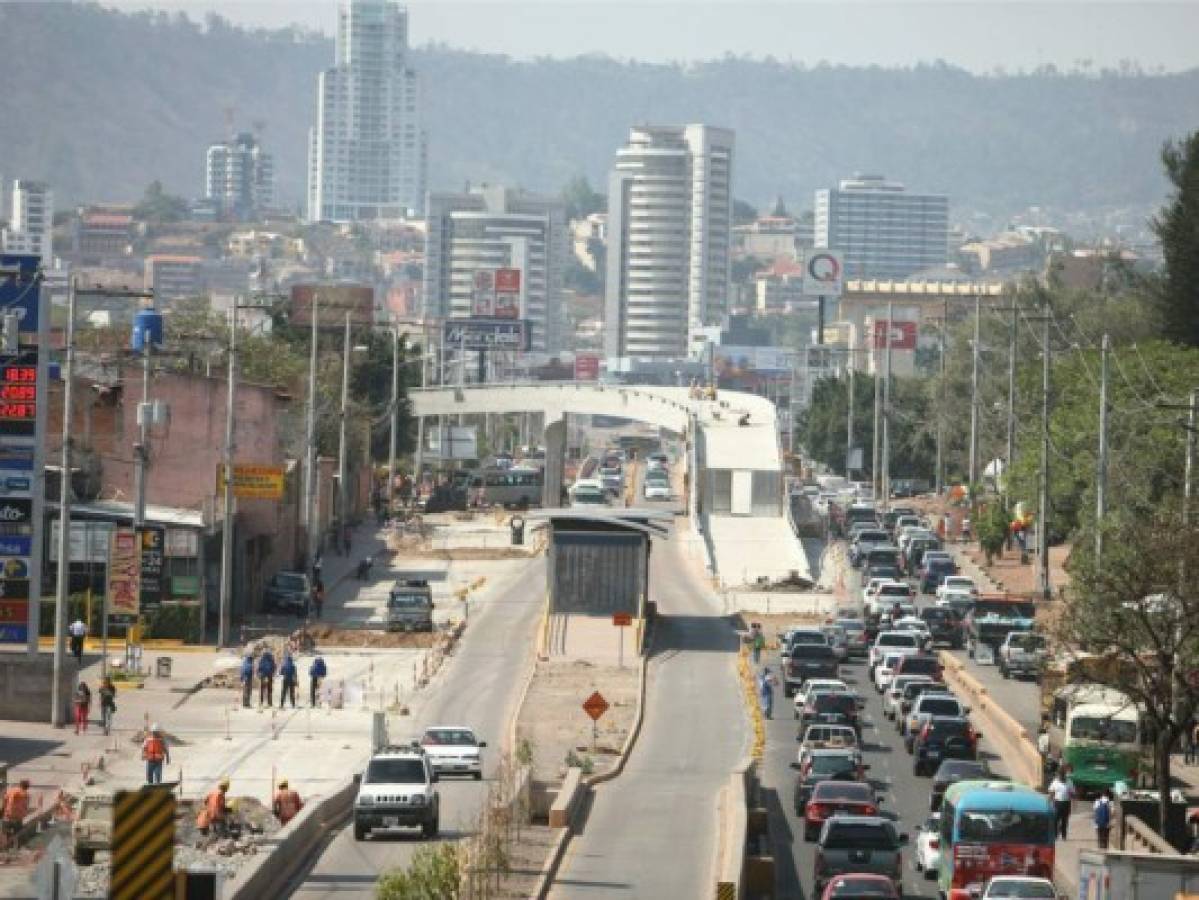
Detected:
left=547, top=535, right=746, bottom=898
left=758, top=546, right=1023, bottom=900
left=286, top=555, right=545, bottom=899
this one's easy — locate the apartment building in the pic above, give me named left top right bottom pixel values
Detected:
left=206, top=132, right=274, bottom=221
left=2, top=180, right=53, bottom=267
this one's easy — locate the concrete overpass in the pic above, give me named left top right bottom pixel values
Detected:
left=410, top=382, right=811, bottom=587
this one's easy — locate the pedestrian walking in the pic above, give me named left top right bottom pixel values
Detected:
left=279, top=653, right=298, bottom=708
left=72, top=680, right=91, bottom=734
left=273, top=779, right=304, bottom=826
left=141, top=724, right=169, bottom=784
left=312, top=554, right=323, bottom=582
left=197, top=778, right=230, bottom=837
left=309, top=655, right=327, bottom=707
left=68, top=617, right=87, bottom=663
left=1187, top=720, right=1199, bottom=765
left=98, top=676, right=117, bottom=736
left=757, top=667, right=778, bottom=720
left=1093, top=789, right=1114, bottom=849
left=1037, top=720, right=1052, bottom=787
left=1048, top=766, right=1075, bottom=840
left=239, top=653, right=254, bottom=708
left=1, top=779, right=31, bottom=851
left=257, top=648, right=277, bottom=707
left=313, top=578, right=325, bottom=620
left=750, top=624, right=765, bottom=665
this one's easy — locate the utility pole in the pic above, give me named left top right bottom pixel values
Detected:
left=871, top=340, right=881, bottom=500
left=388, top=326, right=399, bottom=513
left=219, top=307, right=237, bottom=649
left=51, top=277, right=78, bottom=727
left=1186, top=390, right=1198, bottom=525
left=935, top=298, right=947, bottom=496
left=337, top=312, right=351, bottom=539
left=845, top=347, right=855, bottom=479
left=1095, top=333, right=1110, bottom=564
left=968, top=293, right=981, bottom=489
left=304, top=295, right=319, bottom=570
left=1006, top=303, right=1019, bottom=488
left=881, top=300, right=894, bottom=512
left=1037, top=309, right=1052, bottom=601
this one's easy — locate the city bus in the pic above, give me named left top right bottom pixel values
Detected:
left=1064, top=699, right=1146, bottom=793
left=470, top=467, right=543, bottom=508
left=938, top=781, right=1055, bottom=897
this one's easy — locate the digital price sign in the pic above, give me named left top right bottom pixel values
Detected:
left=0, top=357, right=37, bottom=436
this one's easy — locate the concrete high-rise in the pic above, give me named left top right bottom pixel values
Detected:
left=423, top=185, right=567, bottom=353
left=1, top=180, right=53, bottom=267
left=307, top=0, right=426, bottom=223
left=815, top=174, right=948, bottom=280
left=206, top=132, right=274, bottom=221
left=604, top=124, right=734, bottom=361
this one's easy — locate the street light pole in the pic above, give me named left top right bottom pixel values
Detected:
left=1037, top=309, right=1052, bottom=601
left=968, top=293, right=981, bottom=489
left=935, top=298, right=947, bottom=496
left=845, top=347, right=855, bottom=479
left=388, top=326, right=399, bottom=513
left=219, top=307, right=237, bottom=648
left=1095, top=333, right=1110, bottom=565
left=882, top=300, right=894, bottom=511
left=133, top=340, right=151, bottom=529
left=51, top=277, right=78, bottom=726
left=337, top=312, right=351, bottom=537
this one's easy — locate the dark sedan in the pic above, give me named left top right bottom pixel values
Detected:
left=913, top=716, right=981, bottom=776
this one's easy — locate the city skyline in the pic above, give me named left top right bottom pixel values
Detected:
left=99, top=0, right=1199, bottom=73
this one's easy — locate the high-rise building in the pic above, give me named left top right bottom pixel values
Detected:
left=307, top=0, right=426, bottom=223
left=206, top=132, right=274, bottom=221
left=604, top=124, right=734, bottom=361
left=2, top=180, right=53, bottom=267
left=423, top=185, right=567, bottom=353
left=814, top=174, right=949, bottom=280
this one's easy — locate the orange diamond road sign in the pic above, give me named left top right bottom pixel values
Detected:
left=612, top=612, right=632, bottom=627
left=582, top=691, right=609, bottom=721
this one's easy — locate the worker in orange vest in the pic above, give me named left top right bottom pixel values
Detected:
left=2, top=778, right=31, bottom=849
left=141, top=724, right=170, bottom=784
left=272, top=779, right=303, bottom=826
left=196, top=778, right=230, bottom=836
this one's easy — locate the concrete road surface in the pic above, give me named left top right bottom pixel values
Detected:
left=286, top=555, right=544, bottom=899
left=548, top=537, right=746, bottom=899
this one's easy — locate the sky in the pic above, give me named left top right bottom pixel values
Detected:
left=92, top=0, right=1199, bottom=73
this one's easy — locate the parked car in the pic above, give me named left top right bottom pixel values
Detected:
left=804, top=779, right=881, bottom=841
left=643, top=470, right=671, bottom=500
left=813, top=816, right=907, bottom=896
left=912, top=715, right=981, bottom=775
left=265, top=571, right=311, bottom=615
left=929, top=758, right=993, bottom=812
left=913, top=813, right=942, bottom=880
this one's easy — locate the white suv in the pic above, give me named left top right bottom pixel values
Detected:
left=354, top=744, right=440, bottom=840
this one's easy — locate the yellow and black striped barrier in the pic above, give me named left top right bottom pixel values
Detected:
left=110, top=787, right=176, bottom=900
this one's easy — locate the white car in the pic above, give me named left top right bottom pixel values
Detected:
left=894, top=616, right=932, bottom=639
left=861, top=577, right=896, bottom=603
left=570, top=479, right=608, bottom=507
left=874, top=652, right=906, bottom=693
left=936, top=576, right=979, bottom=600
left=869, top=631, right=923, bottom=670
left=643, top=472, right=671, bottom=500
left=793, top=679, right=851, bottom=717
left=979, top=876, right=1058, bottom=899
left=914, top=813, right=941, bottom=879
left=419, top=726, right=487, bottom=779
left=884, top=675, right=932, bottom=720
left=903, top=694, right=968, bottom=745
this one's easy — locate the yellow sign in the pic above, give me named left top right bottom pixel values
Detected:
left=217, top=464, right=286, bottom=500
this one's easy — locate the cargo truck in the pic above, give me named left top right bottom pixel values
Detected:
left=1077, top=848, right=1199, bottom=900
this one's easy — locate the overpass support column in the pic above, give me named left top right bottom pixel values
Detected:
left=543, top=415, right=567, bottom=508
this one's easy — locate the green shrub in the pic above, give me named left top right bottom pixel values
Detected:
left=376, top=844, right=461, bottom=899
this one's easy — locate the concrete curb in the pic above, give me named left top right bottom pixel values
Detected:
left=505, top=635, right=540, bottom=760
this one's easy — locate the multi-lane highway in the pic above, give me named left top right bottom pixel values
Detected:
left=758, top=544, right=1021, bottom=899
left=286, top=556, right=544, bottom=899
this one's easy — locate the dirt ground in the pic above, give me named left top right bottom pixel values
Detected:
left=304, top=624, right=439, bottom=649
left=515, top=660, right=640, bottom=782
left=494, top=824, right=558, bottom=897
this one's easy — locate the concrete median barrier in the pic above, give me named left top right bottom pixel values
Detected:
left=938, top=651, right=1041, bottom=787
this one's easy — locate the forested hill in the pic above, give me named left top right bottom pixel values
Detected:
left=2, top=1, right=1197, bottom=217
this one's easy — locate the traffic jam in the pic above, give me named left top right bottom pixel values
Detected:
left=759, top=500, right=1057, bottom=900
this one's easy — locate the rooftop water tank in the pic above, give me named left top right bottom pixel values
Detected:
left=131, top=307, right=164, bottom=352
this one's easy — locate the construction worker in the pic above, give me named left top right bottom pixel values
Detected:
left=141, top=723, right=170, bottom=784
left=309, top=655, right=327, bottom=707
left=256, top=648, right=276, bottom=707
left=272, top=779, right=303, bottom=826
left=197, top=778, right=230, bottom=837
left=278, top=653, right=298, bottom=709
left=1, top=779, right=31, bottom=850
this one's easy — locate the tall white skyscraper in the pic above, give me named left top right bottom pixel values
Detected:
left=604, top=125, right=734, bottom=360
left=815, top=174, right=949, bottom=280
left=206, top=132, right=274, bottom=221
left=307, top=0, right=426, bottom=223
left=1, top=180, right=53, bottom=267
left=424, top=186, right=567, bottom=353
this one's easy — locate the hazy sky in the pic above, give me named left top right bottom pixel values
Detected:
left=93, top=0, right=1199, bottom=72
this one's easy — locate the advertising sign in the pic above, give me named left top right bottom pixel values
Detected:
left=289, top=284, right=376, bottom=327
left=0, top=578, right=29, bottom=600
left=574, top=354, right=601, bottom=381
left=0, top=600, right=28, bottom=623
left=0, top=353, right=38, bottom=437
left=872, top=320, right=918, bottom=350
left=0, top=624, right=26, bottom=643
left=0, top=254, right=41, bottom=332
left=493, top=268, right=521, bottom=319
left=48, top=520, right=112, bottom=563
left=0, top=537, right=31, bottom=556
left=443, top=319, right=529, bottom=353
left=0, top=497, right=32, bottom=526
left=802, top=250, right=844, bottom=297
left=139, top=526, right=165, bottom=611
left=426, top=426, right=479, bottom=461
left=0, top=445, right=34, bottom=471
left=471, top=271, right=496, bottom=318
left=713, top=345, right=798, bottom=375
left=216, top=464, right=286, bottom=500
left=107, top=527, right=140, bottom=618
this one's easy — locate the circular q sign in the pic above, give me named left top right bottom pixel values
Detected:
left=807, top=253, right=841, bottom=283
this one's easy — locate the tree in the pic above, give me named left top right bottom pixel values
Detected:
left=134, top=180, right=189, bottom=223
left=973, top=497, right=1009, bottom=565
left=1151, top=131, right=1199, bottom=347
left=1060, top=505, right=1199, bottom=838
left=733, top=198, right=758, bottom=224
left=561, top=175, right=605, bottom=221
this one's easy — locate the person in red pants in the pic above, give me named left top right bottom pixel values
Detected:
left=73, top=681, right=92, bottom=734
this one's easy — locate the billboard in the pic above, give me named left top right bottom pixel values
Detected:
left=471, top=271, right=496, bottom=317
left=48, top=520, right=113, bottom=563
left=139, top=526, right=165, bottom=611
left=0, top=254, right=41, bottom=332
left=426, top=425, right=479, bottom=460
left=872, top=320, right=918, bottom=350
left=574, top=353, right=600, bottom=381
left=216, top=463, right=286, bottom=500
left=802, top=250, right=844, bottom=297
left=107, top=527, right=140, bottom=618
left=713, top=345, right=798, bottom=376
left=443, top=319, right=529, bottom=352
left=289, top=284, right=375, bottom=327
left=494, top=268, right=521, bottom=319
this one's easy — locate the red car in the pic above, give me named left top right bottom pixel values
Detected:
left=804, top=779, right=879, bottom=841
left=820, top=873, right=901, bottom=899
